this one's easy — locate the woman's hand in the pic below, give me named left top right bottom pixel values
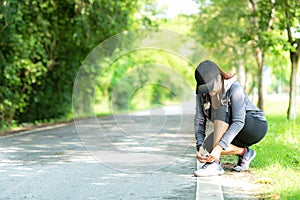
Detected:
left=196, top=146, right=208, bottom=163
left=206, top=145, right=222, bottom=163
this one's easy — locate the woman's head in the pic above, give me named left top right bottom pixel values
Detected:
left=195, top=60, right=235, bottom=96
left=195, top=60, right=222, bottom=96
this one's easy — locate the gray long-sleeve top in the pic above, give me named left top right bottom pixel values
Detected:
left=194, top=78, right=266, bottom=150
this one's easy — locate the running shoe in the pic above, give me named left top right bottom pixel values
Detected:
left=194, top=161, right=225, bottom=177
left=233, top=147, right=256, bottom=172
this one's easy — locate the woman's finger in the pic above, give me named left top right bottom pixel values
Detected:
left=206, top=155, right=215, bottom=163
left=196, top=155, right=207, bottom=163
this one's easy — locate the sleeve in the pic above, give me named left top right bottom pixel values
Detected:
left=194, top=95, right=207, bottom=151
left=218, top=85, right=246, bottom=150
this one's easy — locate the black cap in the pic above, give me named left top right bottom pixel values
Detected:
left=195, top=60, right=220, bottom=94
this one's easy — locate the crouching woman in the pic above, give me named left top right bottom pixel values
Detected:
left=193, top=60, right=268, bottom=177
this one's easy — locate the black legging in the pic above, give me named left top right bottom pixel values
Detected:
left=231, top=111, right=268, bottom=148
left=203, top=111, right=268, bottom=152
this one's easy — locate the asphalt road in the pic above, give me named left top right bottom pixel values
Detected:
left=0, top=103, right=198, bottom=200
left=0, top=101, right=260, bottom=200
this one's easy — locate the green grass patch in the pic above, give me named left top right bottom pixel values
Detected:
left=250, top=100, right=300, bottom=199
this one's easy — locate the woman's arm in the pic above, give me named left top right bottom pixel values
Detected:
left=194, top=95, right=207, bottom=151
left=218, top=85, right=246, bottom=150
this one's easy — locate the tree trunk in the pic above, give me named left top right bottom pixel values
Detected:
left=255, top=46, right=264, bottom=110
left=285, top=0, right=300, bottom=120
left=247, top=0, right=273, bottom=110
left=287, top=47, right=299, bottom=120
left=238, top=59, right=246, bottom=89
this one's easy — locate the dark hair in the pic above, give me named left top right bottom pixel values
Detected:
left=217, top=66, right=235, bottom=80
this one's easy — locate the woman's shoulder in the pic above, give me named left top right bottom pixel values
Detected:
left=226, top=79, right=244, bottom=94
left=224, top=77, right=242, bottom=91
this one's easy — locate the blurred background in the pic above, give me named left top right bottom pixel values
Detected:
left=0, top=0, right=299, bottom=129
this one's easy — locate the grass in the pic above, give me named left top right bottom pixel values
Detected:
left=250, top=99, right=300, bottom=199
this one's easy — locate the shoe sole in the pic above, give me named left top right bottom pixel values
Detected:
left=193, top=169, right=225, bottom=177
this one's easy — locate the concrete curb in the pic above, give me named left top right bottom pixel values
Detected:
left=0, top=123, right=70, bottom=140
left=196, top=161, right=224, bottom=200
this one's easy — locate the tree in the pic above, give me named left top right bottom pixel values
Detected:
left=277, top=0, right=300, bottom=120
left=245, top=0, right=277, bottom=110
left=191, top=0, right=254, bottom=90
left=192, top=0, right=281, bottom=110
left=0, top=0, right=155, bottom=128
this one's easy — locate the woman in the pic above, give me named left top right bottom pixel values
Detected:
left=193, top=60, right=268, bottom=177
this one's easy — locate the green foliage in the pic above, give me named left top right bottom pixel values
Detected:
left=1, top=0, right=298, bottom=128
left=192, top=0, right=251, bottom=69
left=0, top=0, right=155, bottom=128
left=192, top=0, right=299, bottom=112
left=95, top=49, right=194, bottom=114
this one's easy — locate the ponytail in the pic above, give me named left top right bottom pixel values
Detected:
left=217, top=66, right=235, bottom=80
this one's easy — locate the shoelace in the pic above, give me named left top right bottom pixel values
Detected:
left=201, top=163, right=210, bottom=169
left=201, top=161, right=219, bottom=169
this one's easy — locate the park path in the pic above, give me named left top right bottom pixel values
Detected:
left=0, top=101, right=260, bottom=199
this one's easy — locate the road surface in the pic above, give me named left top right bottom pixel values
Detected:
left=0, top=101, right=260, bottom=199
